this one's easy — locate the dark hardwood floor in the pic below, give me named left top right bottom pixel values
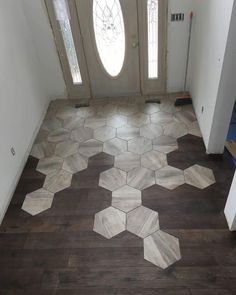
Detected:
left=0, top=135, right=236, bottom=295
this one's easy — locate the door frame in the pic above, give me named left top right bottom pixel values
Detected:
left=45, top=0, right=168, bottom=99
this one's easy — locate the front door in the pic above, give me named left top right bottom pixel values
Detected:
left=45, top=0, right=167, bottom=99
left=76, top=0, right=140, bottom=98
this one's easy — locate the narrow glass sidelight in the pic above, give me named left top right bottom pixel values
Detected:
left=93, top=0, right=125, bottom=77
left=53, top=0, right=82, bottom=84
left=147, top=0, right=158, bottom=79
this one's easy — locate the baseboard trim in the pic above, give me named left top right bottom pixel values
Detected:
left=0, top=101, right=50, bottom=224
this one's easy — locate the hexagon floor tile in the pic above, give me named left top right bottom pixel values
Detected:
left=93, top=206, right=126, bottom=239
left=118, top=103, right=139, bottom=116
left=94, top=126, right=116, bottom=142
left=127, top=113, right=150, bottom=128
left=42, top=117, right=62, bottom=132
left=99, top=167, right=127, bottom=191
left=127, top=206, right=159, bottom=238
left=22, top=188, right=54, bottom=216
left=152, top=135, right=178, bottom=154
left=114, top=152, right=140, bottom=172
left=127, top=167, right=155, bottom=190
left=141, top=150, right=167, bottom=171
left=144, top=230, right=181, bottom=269
left=107, top=114, right=127, bottom=128
left=150, top=111, right=173, bottom=125
left=36, top=156, right=63, bottom=176
left=76, top=106, right=95, bottom=118
left=35, top=129, right=49, bottom=144
left=140, top=123, right=163, bottom=139
left=184, top=164, right=216, bottom=189
left=112, top=185, right=142, bottom=213
left=188, top=121, right=202, bottom=137
left=174, top=110, right=196, bottom=126
left=164, top=121, right=188, bottom=139
left=96, top=103, right=117, bottom=117
left=62, top=116, right=84, bottom=130
left=56, top=106, right=77, bottom=120
left=117, top=126, right=140, bottom=141
left=139, top=103, right=160, bottom=115
left=47, top=128, right=70, bottom=143
left=55, top=140, right=79, bottom=158
left=159, top=100, right=181, bottom=114
left=103, top=138, right=127, bottom=156
left=62, top=153, right=88, bottom=174
left=71, top=127, right=93, bottom=143
left=30, top=142, right=56, bottom=159
left=43, top=169, right=72, bottom=193
left=128, top=136, right=152, bottom=155
left=155, top=166, right=185, bottom=190
left=79, top=139, right=103, bottom=158
left=84, top=116, right=106, bottom=130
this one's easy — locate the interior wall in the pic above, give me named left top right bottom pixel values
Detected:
left=22, top=0, right=66, bottom=99
left=0, top=0, right=65, bottom=223
left=207, top=1, right=236, bottom=153
left=167, top=0, right=194, bottom=93
left=188, top=0, right=235, bottom=153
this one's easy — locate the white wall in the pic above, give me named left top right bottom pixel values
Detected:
left=225, top=172, right=236, bottom=230
left=167, top=0, right=194, bottom=93
left=207, top=1, right=236, bottom=153
left=22, top=0, right=66, bottom=99
left=188, top=0, right=235, bottom=153
left=0, top=0, right=65, bottom=223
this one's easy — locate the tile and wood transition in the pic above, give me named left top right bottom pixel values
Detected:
left=0, top=97, right=235, bottom=294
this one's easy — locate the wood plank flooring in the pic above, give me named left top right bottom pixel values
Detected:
left=0, top=134, right=236, bottom=294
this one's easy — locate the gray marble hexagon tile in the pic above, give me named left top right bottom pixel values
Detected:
left=99, top=168, right=127, bottom=191
left=144, top=230, right=181, bottom=269
left=184, top=164, right=216, bottom=189
left=22, top=188, right=54, bottom=216
left=93, top=206, right=126, bottom=239
left=112, top=185, right=142, bottom=213
left=126, top=206, right=160, bottom=238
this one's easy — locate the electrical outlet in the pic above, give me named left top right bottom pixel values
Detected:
left=201, top=106, right=204, bottom=113
left=11, top=147, right=16, bottom=156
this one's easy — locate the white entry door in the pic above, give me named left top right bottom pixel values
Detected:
left=45, top=0, right=167, bottom=99
left=76, top=0, right=140, bottom=98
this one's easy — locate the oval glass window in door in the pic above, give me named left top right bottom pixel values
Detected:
left=93, top=0, right=125, bottom=77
